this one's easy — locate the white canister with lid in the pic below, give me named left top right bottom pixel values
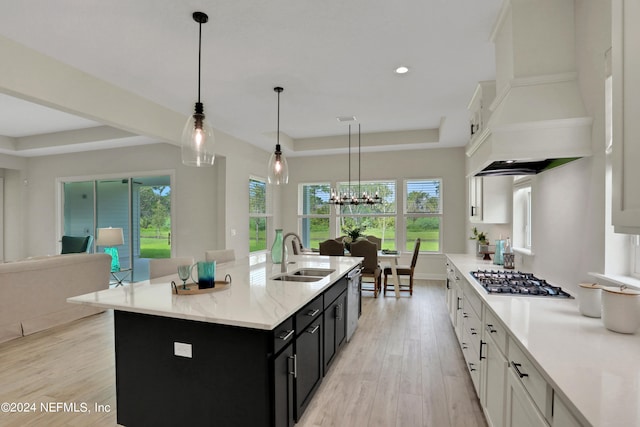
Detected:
left=601, top=285, right=640, bottom=334
left=577, top=283, right=602, bottom=318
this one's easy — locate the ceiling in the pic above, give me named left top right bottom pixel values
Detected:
left=0, top=0, right=502, bottom=158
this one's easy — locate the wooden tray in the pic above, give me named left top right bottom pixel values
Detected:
left=171, top=274, right=232, bottom=295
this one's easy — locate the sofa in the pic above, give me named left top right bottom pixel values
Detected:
left=0, top=253, right=111, bottom=344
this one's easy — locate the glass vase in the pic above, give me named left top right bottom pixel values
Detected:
left=271, top=229, right=284, bottom=264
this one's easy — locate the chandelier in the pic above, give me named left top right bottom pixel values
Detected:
left=329, top=124, right=382, bottom=206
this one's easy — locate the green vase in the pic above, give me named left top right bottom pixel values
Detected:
left=271, top=229, right=284, bottom=264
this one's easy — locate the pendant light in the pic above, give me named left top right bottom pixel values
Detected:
left=356, top=124, right=381, bottom=205
left=181, top=11, right=215, bottom=167
left=267, top=86, right=289, bottom=185
left=329, top=124, right=381, bottom=206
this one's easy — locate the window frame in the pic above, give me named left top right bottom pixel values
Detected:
left=336, top=179, right=397, bottom=250
left=513, top=177, right=533, bottom=253
left=297, top=182, right=332, bottom=250
left=249, top=176, right=270, bottom=254
left=403, top=178, right=443, bottom=254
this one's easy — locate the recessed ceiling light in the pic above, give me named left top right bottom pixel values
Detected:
left=395, top=66, right=409, bottom=74
left=337, top=116, right=357, bottom=122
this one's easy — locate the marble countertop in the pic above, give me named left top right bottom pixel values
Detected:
left=446, top=253, right=640, bottom=427
left=68, top=255, right=362, bottom=330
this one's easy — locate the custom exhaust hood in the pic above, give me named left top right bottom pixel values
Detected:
left=466, top=0, right=593, bottom=177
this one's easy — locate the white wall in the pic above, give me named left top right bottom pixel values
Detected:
left=4, top=130, right=273, bottom=262
left=284, top=147, right=467, bottom=279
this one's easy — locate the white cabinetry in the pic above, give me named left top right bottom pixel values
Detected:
left=469, top=81, right=496, bottom=142
left=552, top=393, right=582, bottom=427
left=612, top=0, right=640, bottom=234
left=445, top=262, right=459, bottom=326
left=444, top=256, right=588, bottom=427
left=505, top=369, right=548, bottom=427
left=481, top=309, right=508, bottom=427
left=469, top=176, right=513, bottom=224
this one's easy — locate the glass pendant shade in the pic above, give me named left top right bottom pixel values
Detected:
left=268, top=86, right=288, bottom=185
left=267, top=147, right=289, bottom=185
left=181, top=102, right=215, bottom=167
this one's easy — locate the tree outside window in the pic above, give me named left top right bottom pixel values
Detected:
left=405, top=179, right=441, bottom=252
left=249, top=178, right=268, bottom=252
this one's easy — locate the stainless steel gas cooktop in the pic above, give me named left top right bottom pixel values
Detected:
left=471, top=270, right=572, bottom=298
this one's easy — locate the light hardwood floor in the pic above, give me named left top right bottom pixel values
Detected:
left=0, top=280, right=485, bottom=427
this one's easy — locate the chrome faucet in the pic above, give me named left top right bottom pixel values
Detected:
left=281, top=232, right=302, bottom=273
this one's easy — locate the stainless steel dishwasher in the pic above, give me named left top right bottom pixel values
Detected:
left=346, top=266, right=362, bottom=342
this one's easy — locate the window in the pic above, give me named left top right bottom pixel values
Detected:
left=338, top=181, right=396, bottom=250
left=298, top=183, right=331, bottom=250
left=631, top=236, right=640, bottom=279
left=405, top=179, right=441, bottom=252
left=249, top=178, right=268, bottom=253
left=513, top=178, right=532, bottom=251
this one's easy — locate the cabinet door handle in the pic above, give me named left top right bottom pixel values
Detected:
left=486, top=324, right=497, bottom=334
left=446, top=278, right=450, bottom=289
left=288, top=355, right=297, bottom=378
left=306, top=324, right=320, bottom=334
left=461, top=342, right=468, bottom=350
left=457, top=297, right=462, bottom=310
left=511, top=361, right=529, bottom=378
left=306, top=308, right=320, bottom=317
left=468, top=362, right=476, bottom=372
left=463, top=312, right=469, bottom=319
left=470, top=327, right=477, bottom=335
left=471, top=206, right=476, bottom=217
left=479, top=340, right=486, bottom=360
left=335, top=304, right=343, bottom=321
left=278, top=329, right=294, bottom=341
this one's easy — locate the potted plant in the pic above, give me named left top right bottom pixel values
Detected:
left=342, top=224, right=366, bottom=251
left=469, top=227, right=489, bottom=257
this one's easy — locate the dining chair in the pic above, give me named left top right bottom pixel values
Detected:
left=365, top=235, right=382, bottom=250
left=204, top=249, right=236, bottom=264
left=383, top=238, right=421, bottom=296
left=149, top=256, right=195, bottom=280
left=349, top=239, right=382, bottom=298
left=289, top=233, right=313, bottom=254
left=319, top=239, right=345, bottom=256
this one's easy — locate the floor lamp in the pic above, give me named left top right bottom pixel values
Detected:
left=96, top=227, right=124, bottom=272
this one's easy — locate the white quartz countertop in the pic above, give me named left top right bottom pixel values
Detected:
left=68, top=255, right=362, bottom=330
left=446, top=253, right=640, bottom=427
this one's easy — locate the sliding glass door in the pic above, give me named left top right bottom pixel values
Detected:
left=62, top=175, right=171, bottom=282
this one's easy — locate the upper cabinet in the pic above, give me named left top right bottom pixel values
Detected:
left=612, top=0, right=640, bottom=234
left=469, top=176, right=513, bottom=224
left=468, top=81, right=496, bottom=144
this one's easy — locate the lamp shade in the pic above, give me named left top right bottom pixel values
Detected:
left=267, top=149, right=289, bottom=185
left=96, top=227, right=124, bottom=246
left=181, top=104, right=215, bottom=167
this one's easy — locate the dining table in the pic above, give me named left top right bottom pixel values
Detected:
left=377, top=251, right=401, bottom=298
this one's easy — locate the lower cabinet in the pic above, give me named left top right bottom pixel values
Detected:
left=552, top=393, right=582, bottom=427
left=324, top=290, right=347, bottom=374
left=481, top=334, right=507, bottom=427
left=445, top=257, right=586, bottom=427
left=294, top=316, right=323, bottom=420
left=274, top=344, right=295, bottom=427
left=505, top=368, right=548, bottom=427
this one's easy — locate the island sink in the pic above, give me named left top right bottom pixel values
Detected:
left=292, top=268, right=335, bottom=277
left=271, top=274, right=321, bottom=282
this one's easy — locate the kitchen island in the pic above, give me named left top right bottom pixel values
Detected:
left=68, top=255, right=362, bottom=427
left=446, top=253, right=640, bottom=427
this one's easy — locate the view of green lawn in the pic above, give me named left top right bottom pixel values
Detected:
left=140, top=228, right=171, bottom=258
